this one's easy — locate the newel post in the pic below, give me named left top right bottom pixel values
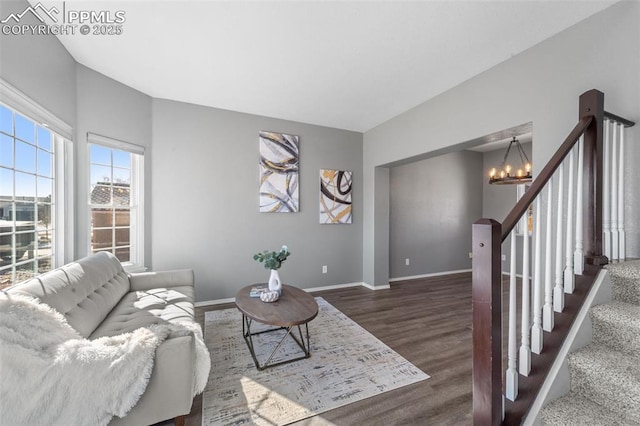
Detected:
left=579, top=89, right=607, bottom=265
left=472, top=218, right=502, bottom=426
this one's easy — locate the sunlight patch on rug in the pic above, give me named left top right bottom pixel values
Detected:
left=202, top=297, right=429, bottom=425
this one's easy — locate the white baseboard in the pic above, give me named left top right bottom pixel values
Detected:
left=361, top=282, right=390, bottom=290
left=306, top=281, right=367, bottom=292
left=195, top=298, right=235, bottom=307
left=389, top=269, right=471, bottom=283
left=195, top=281, right=381, bottom=307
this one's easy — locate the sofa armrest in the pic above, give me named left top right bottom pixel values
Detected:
left=109, top=334, right=196, bottom=426
left=128, top=269, right=194, bottom=292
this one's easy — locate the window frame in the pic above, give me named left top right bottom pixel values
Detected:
left=0, top=78, right=73, bottom=287
left=87, top=132, right=145, bottom=272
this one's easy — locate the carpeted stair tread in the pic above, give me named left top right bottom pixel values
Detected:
left=568, top=344, right=640, bottom=423
left=541, top=261, right=640, bottom=424
left=541, top=392, right=637, bottom=426
left=590, top=301, right=640, bottom=355
left=605, top=260, right=640, bottom=305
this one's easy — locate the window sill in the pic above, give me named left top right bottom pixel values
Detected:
left=123, top=264, right=147, bottom=273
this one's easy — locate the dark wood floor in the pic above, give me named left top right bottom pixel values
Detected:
left=180, top=272, right=476, bottom=425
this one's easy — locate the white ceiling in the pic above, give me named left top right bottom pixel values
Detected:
left=43, top=1, right=615, bottom=132
left=467, top=132, right=533, bottom=153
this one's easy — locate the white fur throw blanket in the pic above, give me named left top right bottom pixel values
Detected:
left=0, top=293, right=210, bottom=425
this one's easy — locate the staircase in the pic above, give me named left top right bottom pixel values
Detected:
left=471, top=90, right=636, bottom=424
left=541, top=259, right=640, bottom=425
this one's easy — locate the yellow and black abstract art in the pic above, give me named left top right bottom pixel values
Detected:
left=320, top=169, right=352, bottom=224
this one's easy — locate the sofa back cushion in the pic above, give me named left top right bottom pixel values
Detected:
left=7, top=252, right=130, bottom=338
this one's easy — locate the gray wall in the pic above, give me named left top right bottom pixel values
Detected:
left=389, top=150, right=483, bottom=279
left=0, top=1, right=154, bottom=266
left=2, top=0, right=638, bottom=298
left=0, top=1, right=76, bottom=127
left=75, top=65, right=153, bottom=266
left=1, top=0, right=77, bottom=263
left=363, top=1, right=639, bottom=287
left=0, top=0, right=362, bottom=302
left=151, top=99, right=363, bottom=301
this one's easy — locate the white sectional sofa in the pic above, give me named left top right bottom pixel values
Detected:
left=2, top=252, right=209, bottom=426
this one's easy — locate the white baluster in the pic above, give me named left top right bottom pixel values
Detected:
left=519, top=205, right=531, bottom=376
left=603, top=119, right=611, bottom=260
left=506, top=232, right=518, bottom=401
left=564, top=146, right=576, bottom=293
left=611, top=123, right=619, bottom=262
left=618, top=122, right=626, bottom=261
left=554, top=164, right=565, bottom=312
left=574, top=136, right=584, bottom=275
left=543, top=182, right=554, bottom=332
left=532, top=196, right=543, bottom=354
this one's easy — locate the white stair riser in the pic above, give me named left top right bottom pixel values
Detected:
left=611, top=277, right=640, bottom=305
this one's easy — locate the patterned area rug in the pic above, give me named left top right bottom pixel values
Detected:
left=202, top=297, right=429, bottom=425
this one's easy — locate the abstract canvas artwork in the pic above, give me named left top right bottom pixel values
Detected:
left=320, top=169, right=352, bottom=224
left=259, top=131, right=299, bottom=212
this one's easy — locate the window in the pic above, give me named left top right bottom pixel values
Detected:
left=0, top=104, right=60, bottom=289
left=88, top=133, right=144, bottom=271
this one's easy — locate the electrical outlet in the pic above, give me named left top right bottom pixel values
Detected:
left=322, top=265, right=327, bottom=274
left=405, top=258, right=410, bottom=266
left=501, top=254, right=506, bottom=261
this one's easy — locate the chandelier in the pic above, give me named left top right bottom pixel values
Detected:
left=488, top=136, right=532, bottom=185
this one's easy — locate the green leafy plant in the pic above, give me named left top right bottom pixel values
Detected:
left=253, top=245, right=291, bottom=270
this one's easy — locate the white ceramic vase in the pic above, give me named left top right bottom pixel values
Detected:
left=268, top=269, right=282, bottom=294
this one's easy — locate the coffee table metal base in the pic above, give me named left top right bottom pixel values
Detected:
left=242, top=314, right=311, bottom=370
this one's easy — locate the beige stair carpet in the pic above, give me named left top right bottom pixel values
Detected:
left=542, top=260, right=640, bottom=425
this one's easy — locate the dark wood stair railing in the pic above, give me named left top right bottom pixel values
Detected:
left=472, top=89, right=635, bottom=425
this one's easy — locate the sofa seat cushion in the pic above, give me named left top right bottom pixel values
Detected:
left=90, top=286, right=194, bottom=339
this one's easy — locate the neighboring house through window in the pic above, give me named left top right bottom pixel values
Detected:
left=88, top=133, right=144, bottom=271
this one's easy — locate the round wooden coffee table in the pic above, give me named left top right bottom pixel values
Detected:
left=235, top=284, right=319, bottom=370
